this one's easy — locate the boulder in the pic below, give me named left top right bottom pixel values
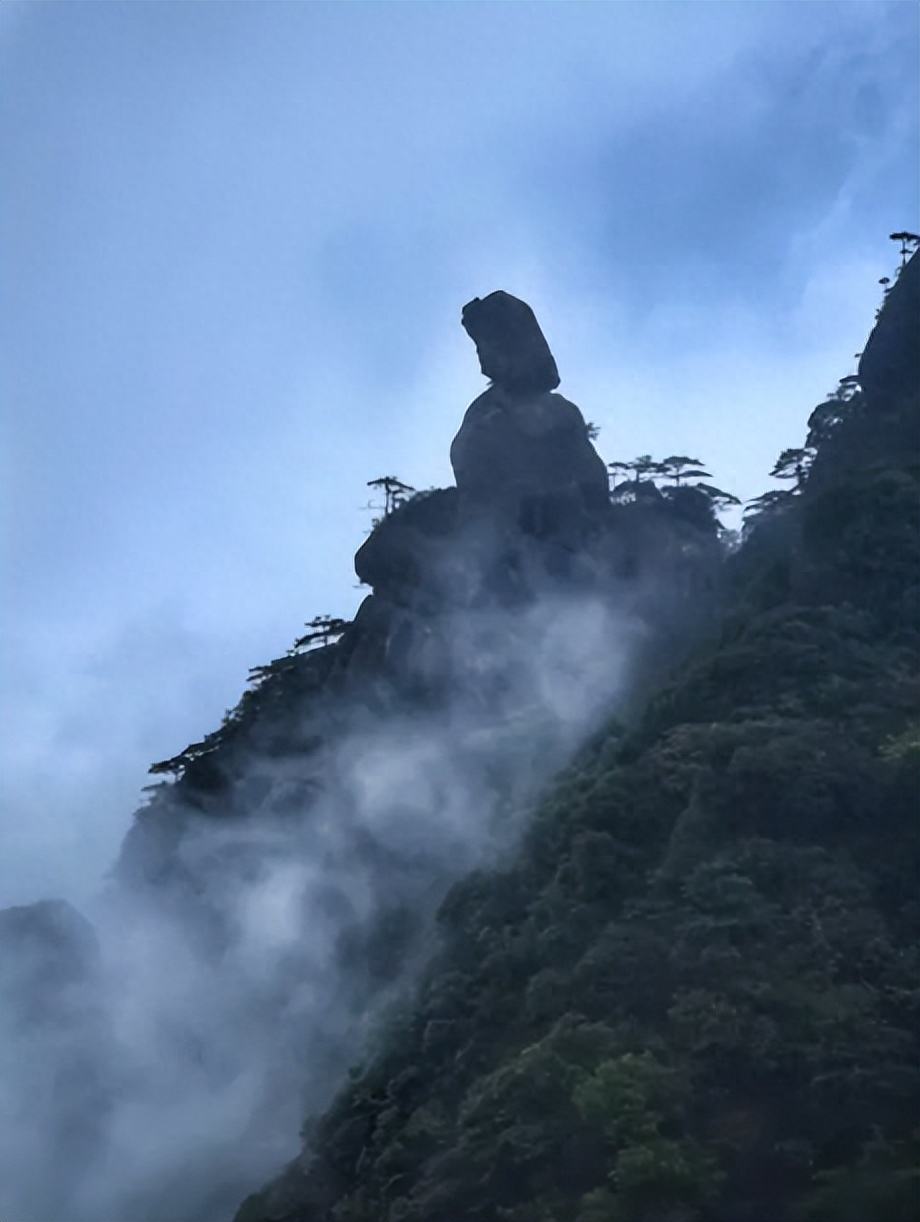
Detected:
left=450, top=385, right=609, bottom=519
left=354, top=488, right=459, bottom=599
left=461, top=291, right=560, bottom=396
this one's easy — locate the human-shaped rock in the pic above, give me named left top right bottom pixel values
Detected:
left=452, top=291, right=609, bottom=522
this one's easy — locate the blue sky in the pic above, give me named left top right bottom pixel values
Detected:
left=2, top=0, right=917, bottom=906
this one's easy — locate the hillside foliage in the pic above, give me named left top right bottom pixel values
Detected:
left=234, top=254, right=920, bottom=1222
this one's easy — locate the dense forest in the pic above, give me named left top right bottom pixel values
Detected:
left=236, top=250, right=919, bottom=1222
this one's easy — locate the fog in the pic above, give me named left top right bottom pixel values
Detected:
left=1, top=579, right=650, bottom=1221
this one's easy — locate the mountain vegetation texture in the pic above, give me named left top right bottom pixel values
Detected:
left=237, top=255, right=920, bottom=1222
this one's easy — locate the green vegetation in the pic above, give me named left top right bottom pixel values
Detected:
left=149, top=614, right=350, bottom=781
left=366, top=475, right=417, bottom=524
left=234, top=253, right=919, bottom=1222
left=607, top=454, right=740, bottom=528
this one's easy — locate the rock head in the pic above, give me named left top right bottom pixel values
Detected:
left=461, top=291, right=560, bottom=396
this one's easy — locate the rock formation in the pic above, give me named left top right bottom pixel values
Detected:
left=858, top=249, right=919, bottom=415
left=451, top=293, right=608, bottom=524
left=344, top=298, right=620, bottom=692
left=806, top=250, right=919, bottom=499
left=460, top=291, right=560, bottom=395
left=450, top=385, right=609, bottom=516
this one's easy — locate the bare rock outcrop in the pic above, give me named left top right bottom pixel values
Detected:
left=452, top=291, right=608, bottom=531
left=460, top=291, right=560, bottom=396
left=450, top=385, right=609, bottom=520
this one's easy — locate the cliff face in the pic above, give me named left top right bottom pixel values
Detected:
left=859, top=248, right=920, bottom=417
left=235, top=257, right=919, bottom=1222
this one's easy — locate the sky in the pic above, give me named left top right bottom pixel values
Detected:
left=2, top=0, right=918, bottom=909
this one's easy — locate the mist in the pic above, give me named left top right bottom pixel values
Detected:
left=0, top=276, right=747, bottom=1221
left=1, top=572, right=655, bottom=1221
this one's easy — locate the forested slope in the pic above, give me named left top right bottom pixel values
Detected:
left=238, top=253, right=919, bottom=1222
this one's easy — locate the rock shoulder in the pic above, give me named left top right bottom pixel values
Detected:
left=449, top=386, right=609, bottom=515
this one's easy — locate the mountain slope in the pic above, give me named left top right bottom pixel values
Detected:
left=237, top=254, right=919, bottom=1222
